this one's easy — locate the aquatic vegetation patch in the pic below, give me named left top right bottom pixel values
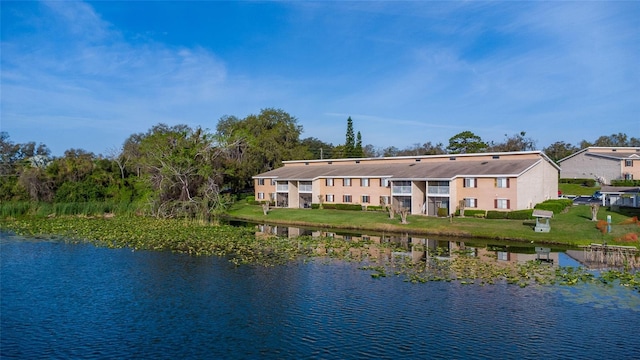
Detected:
left=1, top=216, right=638, bottom=291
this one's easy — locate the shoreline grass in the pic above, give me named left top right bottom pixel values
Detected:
left=226, top=202, right=640, bottom=247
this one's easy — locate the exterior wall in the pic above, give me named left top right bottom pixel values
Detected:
left=517, top=160, right=558, bottom=209
left=316, top=177, right=389, bottom=207
left=288, top=181, right=300, bottom=208
left=559, top=148, right=640, bottom=183
left=455, top=177, right=518, bottom=211
left=254, top=178, right=276, bottom=202
left=560, top=153, right=621, bottom=183
left=411, top=181, right=427, bottom=215
left=621, top=158, right=640, bottom=180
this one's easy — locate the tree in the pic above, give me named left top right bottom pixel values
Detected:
left=301, top=137, right=335, bottom=159
left=344, top=116, right=356, bottom=157
left=544, top=141, right=579, bottom=163
left=447, top=131, right=488, bottom=154
left=215, top=108, right=307, bottom=192
left=355, top=131, right=364, bottom=158
left=488, top=131, right=536, bottom=152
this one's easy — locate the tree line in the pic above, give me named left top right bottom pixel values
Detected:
left=1, top=107, right=637, bottom=219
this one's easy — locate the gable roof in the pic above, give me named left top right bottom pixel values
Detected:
left=558, top=147, right=640, bottom=163
left=254, top=158, right=542, bottom=181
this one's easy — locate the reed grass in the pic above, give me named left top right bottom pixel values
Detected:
left=0, top=201, right=139, bottom=218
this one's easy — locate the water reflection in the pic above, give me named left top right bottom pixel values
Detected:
left=249, top=222, right=638, bottom=270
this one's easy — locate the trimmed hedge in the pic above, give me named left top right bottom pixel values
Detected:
left=611, top=180, right=640, bottom=186
left=335, top=204, right=363, bottom=211
left=365, top=205, right=385, bottom=212
left=534, top=199, right=573, bottom=214
left=456, top=209, right=486, bottom=217
left=506, top=209, right=534, bottom=220
left=486, top=211, right=509, bottom=219
left=560, top=178, right=596, bottom=187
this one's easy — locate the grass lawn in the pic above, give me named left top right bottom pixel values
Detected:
left=227, top=202, right=639, bottom=247
left=559, top=183, right=600, bottom=196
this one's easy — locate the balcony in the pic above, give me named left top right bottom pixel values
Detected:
left=299, top=182, right=312, bottom=192
left=392, top=185, right=412, bottom=195
left=276, top=183, right=289, bottom=192
left=428, top=186, right=449, bottom=195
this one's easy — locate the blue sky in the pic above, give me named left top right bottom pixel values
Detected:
left=2, top=1, right=639, bottom=156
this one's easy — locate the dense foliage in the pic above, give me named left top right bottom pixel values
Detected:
left=1, top=109, right=636, bottom=220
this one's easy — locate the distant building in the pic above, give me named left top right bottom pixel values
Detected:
left=253, top=151, right=559, bottom=216
left=557, top=147, right=640, bottom=184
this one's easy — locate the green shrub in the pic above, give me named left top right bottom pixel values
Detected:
left=311, top=203, right=320, bottom=209
left=335, top=204, right=363, bottom=211
left=534, top=199, right=573, bottom=214
left=507, top=209, right=533, bottom=220
left=365, top=206, right=384, bottom=212
left=486, top=211, right=508, bottom=219
left=437, top=208, right=449, bottom=217
left=456, top=209, right=486, bottom=218
left=611, top=180, right=640, bottom=186
left=323, top=204, right=337, bottom=210
left=560, top=178, right=596, bottom=187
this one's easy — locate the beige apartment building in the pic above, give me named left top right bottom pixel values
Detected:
left=558, top=147, right=640, bottom=184
left=253, top=151, right=559, bottom=216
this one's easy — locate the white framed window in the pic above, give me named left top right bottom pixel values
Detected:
left=344, top=178, right=351, bottom=187
left=497, top=252, right=509, bottom=261
left=362, top=195, right=370, bottom=203
left=464, top=198, right=477, bottom=208
left=270, top=179, right=277, bottom=186
left=496, top=178, right=509, bottom=188
left=463, top=178, right=476, bottom=188
left=381, top=178, right=390, bottom=187
left=326, top=178, right=334, bottom=186
left=495, top=199, right=510, bottom=209
left=258, top=192, right=265, bottom=200
left=258, top=179, right=265, bottom=186
left=360, top=178, right=369, bottom=187
left=326, top=194, right=334, bottom=202
left=625, top=159, right=633, bottom=167
left=624, top=173, right=633, bottom=180
left=343, top=195, right=352, bottom=203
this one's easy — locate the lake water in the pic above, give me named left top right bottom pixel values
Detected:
left=1, top=231, right=639, bottom=359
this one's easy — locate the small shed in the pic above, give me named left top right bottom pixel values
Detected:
left=532, top=209, right=553, bottom=233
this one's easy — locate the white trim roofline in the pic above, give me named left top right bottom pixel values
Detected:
left=283, top=150, right=550, bottom=165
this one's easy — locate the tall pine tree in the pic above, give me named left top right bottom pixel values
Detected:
left=345, top=117, right=355, bottom=157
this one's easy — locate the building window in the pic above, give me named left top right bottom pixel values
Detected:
left=343, top=195, right=352, bottom=203
left=497, top=252, right=509, bottom=261
left=381, top=178, right=390, bottom=187
left=495, top=199, right=510, bottom=209
left=362, top=195, right=370, bottom=203
left=361, top=178, right=369, bottom=187
left=326, top=178, right=334, bottom=186
left=463, top=178, right=476, bottom=188
left=464, top=198, right=477, bottom=208
left=624, top=173, right=633, bottom=180
left=625, top=159, right=633, bottom=167
left=326, top=194, right=334, bottom=202
left=257, top=192, right=265, bottom=200
left=496, top=178, right=509, bottom=188
left=258, top=179, right=265, bottom=186
left=344, top=178, right=351, bottom=187
left=270, top=179, right=277, bottom=186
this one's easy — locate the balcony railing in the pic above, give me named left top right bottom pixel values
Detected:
left=392, top=185, right=412, bottom=195
left=428, top=186, right=450, bottom=194
left=299, top=184, right=312, bottom=192
left=276, top=184, right=289, bottom=192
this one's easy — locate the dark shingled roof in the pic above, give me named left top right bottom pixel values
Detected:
left=254, top=159, right=540, bottom=180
